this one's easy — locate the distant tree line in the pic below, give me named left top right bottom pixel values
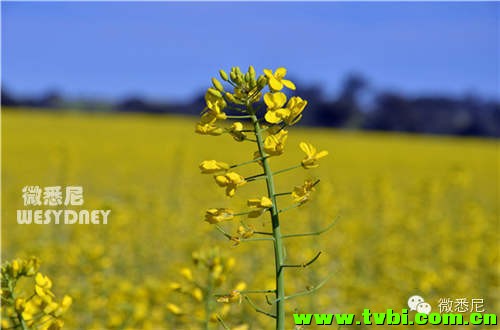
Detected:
left=2, top=74, right=499, bottom=137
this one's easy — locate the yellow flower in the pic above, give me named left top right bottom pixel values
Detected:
left=199, top=160, right=229, bottom=174
left=199, top=88, right=228, bottom=128
left=195, top=122, right=224, bottom=136
left=300, top=142, right=328, bottom=169
left=264, top=129, right=288, bottom=156
left=46, top=319, right=64, bottom=330
left=54, top=295, right=72, bottom=317
left=35, top=273, right=56, bottom=303
left=237, top=225, right=254, bottom=239
left=14, top=298, right=25, bottom=312
left=214, top=172, right=246, bottom=197
left=43, top=301, right=59, bottom=314
left=247, top=196, right=273, bottom=218
left=191, top=287, right=203, bottom=302
left=204, top=208, right=235, bottom=224
left=216, top=282, right=246, bottom=303
left=229, top=122, right=246, bottom=141
left=23, top=257, right=40, bottom=276
left=166, top=303, right=183, bottom=315
left=169, top=282, right=182, bottom=291
left=248, top=196, right=273, bottom=208
left=205, top=88, right=227, bottom=115
left=263, top=67, right=296, bottom=91
left=264, top=92, right=290, bottom=124
left=35, top=273, right=52, bottom=289
left=292, top=179, right=317, bottom=204
left=283, top=96, right=307, bottom=126
left=12, top=259, right=20, bottom=277
left=21, top=301, right=39, bottom=322
left=180, top=267, right=193, bottom=281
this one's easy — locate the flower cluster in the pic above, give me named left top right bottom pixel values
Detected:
left=166, top=248, right=248, bottom=329
left=1, top=257, right=72, bottom=330
left=197, top=66, right=328, bottom=226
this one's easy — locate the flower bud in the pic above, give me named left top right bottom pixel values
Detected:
left=219, top=69, right=229, bottom=81
left=230, top=71, right=237, bottom=83
left=248, top=65, right=256, bottom=79
left=234, top=66, right=243, bottom=77
left=225, top=92, right=237, bottom=104
left=257, top=75, right=267, bottom=89
left=212, top=77, right=224, bottom=92
left=207, top=88, right=222, bottom=98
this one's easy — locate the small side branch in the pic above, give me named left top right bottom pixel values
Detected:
left=279, top=274, right=333, bottom=302
left=240, top=289, right=276, bottom=295
left=215, top=225, right=274, bottom=244
left=215, top=314, right=230, bottom=330
left=282, top=251, right=322, bottom=268
left=244, top=295, right=277, bottom=319
left=215, top=224, right=233, bottom=240
left=274, top=192, right=292, bottom=197
left=230, top=157, right=263, bottom=169
left=254, top=231, right=273, bottom=236
left=282, top=215, right=339, bottom=239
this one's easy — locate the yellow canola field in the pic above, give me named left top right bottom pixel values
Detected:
left=2, top=109, right=498, bottom=329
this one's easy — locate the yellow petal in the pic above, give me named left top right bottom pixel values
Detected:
left=260, top=197, right=273, bottom=208
left=268, top=77, right=283, bottom=91
left=215, top=175, right=229, bottom=186
left=263, top=69, right=274, bottom=78
left=234, top=281, right=247, bottom=291
left=166, top=303, right=183, bottom=315
left=282, top=79, right=296, bottom=90
left=264, top=92, right=287, bottom=109
left=275, top=67, right=287, bottom=79
left=265, top=111, right=283, bottom=124
left=226, top=186, right=236, bottom=197
left=299, top=142, right=314, bottom=156
left=316, top=150, right=329, bottom=159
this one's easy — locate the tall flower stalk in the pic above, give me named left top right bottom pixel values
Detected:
left=196, top=66, right=332, bottom=329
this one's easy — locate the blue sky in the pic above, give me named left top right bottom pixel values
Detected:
left=2, top=2, right=498, bottom=102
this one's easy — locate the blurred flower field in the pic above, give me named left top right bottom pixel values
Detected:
left=2, top=109, right=498, bottom=329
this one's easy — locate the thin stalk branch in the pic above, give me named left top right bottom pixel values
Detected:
left=272, top=164, right=302, bottom=176
left=254, top=231, right=274, bottom=236
left=245, top=175, right=267, bottom=182
left=241, top=237, right=274, bottom=242
left=225, top=115, right=253, bottom=119
left=278, top=203, right=302, bottom=214
left=215, top=225, right=233, bottom=240
left=281, top=274, right=333, bottom=302
left=240, top=289, right=276, bottom=294
left=274, top=192, right=292, bottom=197
left=282, top=251, right=322, bottom=268
left=244, top=296, right=276, bottom=319
left=282, top=216, right=339, bottom=239
left=215, top=314, right=230, bottom=330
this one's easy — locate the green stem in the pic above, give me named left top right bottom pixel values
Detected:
left=8, top=279, right=29, bottom=330
left=251, top=113, right=286, bottom=330
left=204, top=272, right=214, bottom=330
